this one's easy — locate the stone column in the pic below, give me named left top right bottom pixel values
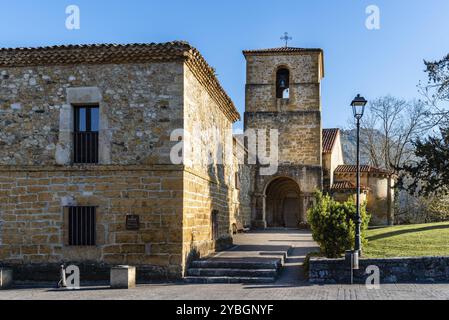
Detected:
left=251, top=193, right=267, bottom=229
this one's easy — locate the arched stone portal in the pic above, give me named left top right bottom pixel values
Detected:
left=264, top=178, right=302, bottom=228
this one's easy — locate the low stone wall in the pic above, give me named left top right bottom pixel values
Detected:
left=3, top=263, right=179, bottom=283
left=309, top=256, right=449, bottom=284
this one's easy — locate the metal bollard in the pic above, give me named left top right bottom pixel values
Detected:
left=352, top=251, right=360, bottom=270
left=345, top=250, right=360, bottom=285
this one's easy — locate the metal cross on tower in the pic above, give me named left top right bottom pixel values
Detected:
left=280, top=32, right=292, bottom=47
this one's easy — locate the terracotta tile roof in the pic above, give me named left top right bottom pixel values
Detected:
left=331, top=181, right=370, bottom=191
left=335, top=165, right=394, bottom=176
left=243, top=47, right=323, bottom=55
left=0, top=41, right=240, bottom=122
left=323, top=128, right=339, bottom=154
left=0, top=42, right=189, bottom=66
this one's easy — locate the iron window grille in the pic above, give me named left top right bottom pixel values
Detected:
left=73, top=106, right=99, bottom=164
left=68, top=206, right=96, bottom=246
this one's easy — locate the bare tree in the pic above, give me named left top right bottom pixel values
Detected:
left=354, top=96, right=432, bottom=172
left=350, top=96, right=447, bottom=224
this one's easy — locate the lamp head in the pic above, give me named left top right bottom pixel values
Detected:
left=351, top=94, right=367, bottom=119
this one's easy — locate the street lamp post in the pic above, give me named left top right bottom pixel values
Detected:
left=351, top=94, right=368, bottom=254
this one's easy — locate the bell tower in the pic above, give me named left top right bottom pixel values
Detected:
left=243, top=45, right=325, bottom=228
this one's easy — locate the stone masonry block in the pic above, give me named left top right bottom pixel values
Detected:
left=0, top=269, right=13, bottom=289
left=110, top=265, right=136, bottom=289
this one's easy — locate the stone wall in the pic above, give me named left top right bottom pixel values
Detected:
left=244, top=53, right=322, bottom=113
left=244, top=112, right=322, bottom=166
left=181, top=65, right=242, bottom=270
left=243, top=49, right=324, bottom=228
left=334, top=172, right=395, bottom=225
left=233, top=138, right=253, bottom=229
left=309, top=256, right=449, bottom=284
left=323, top=133, right=344, bottom=189
left=0, top=44, right=249, bottom=278
left=0, top=165, right=184, bottom=280
left=0, top=62, right=184, bottom=166
left=0, top=53, right=247, bottom=280
left=182, top=169, right=233, bottom=269
left=0, top=60, right=188, bottom=280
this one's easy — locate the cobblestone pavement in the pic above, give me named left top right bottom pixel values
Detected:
left=1, top=230, right=448, bottom=300
left=1, top=282, right=449, bottom=300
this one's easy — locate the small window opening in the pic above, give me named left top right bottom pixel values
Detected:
left=73, top=106, right=99, bottom=164
left=68, top=206, right=96, bottom=246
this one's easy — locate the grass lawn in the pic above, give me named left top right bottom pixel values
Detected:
left=363, top=222, right=449, bottom=258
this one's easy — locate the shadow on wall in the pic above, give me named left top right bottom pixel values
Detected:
left=185, top=246, right=201, bottom=270
left=184, top=162, right=234, bottom=266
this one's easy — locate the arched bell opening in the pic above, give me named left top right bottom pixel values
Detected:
left=276, top=68, right=290, bottom=99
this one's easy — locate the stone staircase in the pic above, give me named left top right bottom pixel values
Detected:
left=185, top=247, right=292, bottom=284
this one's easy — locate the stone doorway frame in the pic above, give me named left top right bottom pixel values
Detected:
left=251, top=166, right=321, bottom=230
left=262, top=176, right=305, bottom=229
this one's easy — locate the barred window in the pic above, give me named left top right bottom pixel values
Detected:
left=68, top=206, right=96, bottom=246
left=73, top=106, right=99, bottom=164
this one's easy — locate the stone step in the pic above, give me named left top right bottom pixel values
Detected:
left=185, top=245, right=292, bottom=284
left=187, top=268, right=278, bottom=278
left=256, top=252, right=289, bottom=265
left=184, top=276, right=276, bottom=284
left=189, top=258, right=282, bottom=270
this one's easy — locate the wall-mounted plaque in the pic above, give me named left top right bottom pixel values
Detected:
left=126, top=215, right=140, bottom=230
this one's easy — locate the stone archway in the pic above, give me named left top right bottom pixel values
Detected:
left=264, top=177, right=302, bottom=228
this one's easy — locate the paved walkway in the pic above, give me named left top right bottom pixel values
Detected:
left=213, top=229, right=319, bottom=282
left=2, top=282, right=449, bottom=300
left=1, top=230, right=449, bottom=300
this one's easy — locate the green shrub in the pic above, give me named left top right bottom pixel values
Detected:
left=307, top=191, right=371, bottom=258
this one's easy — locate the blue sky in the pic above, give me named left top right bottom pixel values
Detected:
left=1, top=0, right=449, bottom=130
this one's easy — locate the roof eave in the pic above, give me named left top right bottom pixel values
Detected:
left=0, top=41, right=241, bottom=123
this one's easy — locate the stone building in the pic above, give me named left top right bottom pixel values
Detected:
left=0, top=42, right=245, bottom=280
left=322, top=128, right=344, bottom=190
left=322, top=129, right=396, bottom=226
left=0, top=41, right=395, bottom=280
left=243, top=47, right=325, bottom=229
left=332, top=165, right=395, bottom=225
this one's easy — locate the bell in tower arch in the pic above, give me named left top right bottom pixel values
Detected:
left=279, top=79, right=286, bottom=89
left=276, top=68, right=290, bottom=99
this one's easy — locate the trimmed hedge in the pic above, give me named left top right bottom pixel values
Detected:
left=307, top=192, right=371, bottom=258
